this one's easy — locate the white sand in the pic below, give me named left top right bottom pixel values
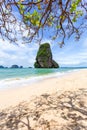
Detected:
left=0, top=69, right=87, bottom=109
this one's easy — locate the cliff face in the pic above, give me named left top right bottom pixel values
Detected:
left=11, top=65, right=19, bottom=68
left=34, top=43, right=59, bottom=68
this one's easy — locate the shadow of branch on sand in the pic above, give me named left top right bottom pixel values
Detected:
left=0, top=88, right=87, bottom=130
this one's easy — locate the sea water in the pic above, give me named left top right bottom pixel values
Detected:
left=0, top=67, right=86, bottom=90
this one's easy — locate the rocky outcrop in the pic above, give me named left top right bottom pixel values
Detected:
left=11, top=65, right=19, bottom=68
left=28, top=67, right=32, bottom=68
left=34, top=43, right=59, bottom=68
left=0, top=65, right=4, bottom=68
left=20, top=66, right=23, bottom=68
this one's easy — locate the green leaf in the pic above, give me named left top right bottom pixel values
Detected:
left=56, top=25, right=61, bottom=29
left=18, top=1, right=25, bottom=14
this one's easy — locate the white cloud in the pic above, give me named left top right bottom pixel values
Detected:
left=53, top=50, right=87, bottom=67
left=0, top=38, right=39, bottom=67
left=52, top=36, right=87, bottom=67
left=0, top=31, right=87, bottom=67
left=82, top=38, right=87, bottom=48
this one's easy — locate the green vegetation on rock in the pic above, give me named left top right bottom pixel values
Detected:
left=34, top=43, right=59, bottom=68
left=37, top=43, right=51, bottom=58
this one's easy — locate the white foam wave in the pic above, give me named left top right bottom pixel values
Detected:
left=0, top=69, right=79, bottom=90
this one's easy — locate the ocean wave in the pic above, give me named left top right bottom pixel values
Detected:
left=0, top=69, right=79, bottom=90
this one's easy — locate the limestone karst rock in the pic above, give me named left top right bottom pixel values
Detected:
left=34, top=43, right=59, bottom=68
left=11, top=65, right=19, bottom=68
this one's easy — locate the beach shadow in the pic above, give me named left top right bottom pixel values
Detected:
left=0, top=88, right=87, bottom=130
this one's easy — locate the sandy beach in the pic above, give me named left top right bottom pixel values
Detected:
left=0, top=69, right=87, bottom=109
left=0, top=69, right=87, bottom=129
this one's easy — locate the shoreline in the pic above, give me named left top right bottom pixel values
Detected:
left=0, top=68, right=80, bottom=90
left=0, top=69, right=87, bottom=109
left=0, top=69, right=87, bottom=129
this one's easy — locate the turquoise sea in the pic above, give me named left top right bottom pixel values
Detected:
left=0, top=67, right=86, bottom=89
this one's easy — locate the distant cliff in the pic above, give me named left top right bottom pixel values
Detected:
left=34, top=43, right=59, bottom=68
left=0, top=65, right=4, bottom=68
left=10, top=65, right=23, bottom=68
left=11, top=65, right=19, bottom=68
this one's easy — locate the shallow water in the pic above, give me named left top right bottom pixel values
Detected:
left=0, top=67, right=86, bottom=89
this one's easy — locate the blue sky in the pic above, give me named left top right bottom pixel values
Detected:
left=0, top=3, right=87, bottom=67
left=0, top=31, right=87, bottom=67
